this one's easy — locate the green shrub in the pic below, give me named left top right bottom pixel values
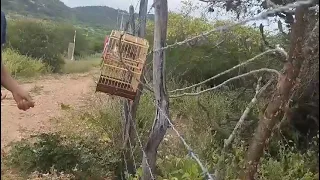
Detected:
left=5, top=132, right=121, bottom=179
left=6, top=19, right=92, bottom=72
left=157, top=156, right=204, bottom=180
left=127, top=156, right=204, bottom=180
left=61, top=56, right=101, bottom=74
left=2, top=48, right=49, bottom=77
left=257, top=134, right=319, bottom=180
left=87, top=34, right=105, bottom=54
left=145, top=13, right=282, bottom=88
left=4, top=92, right=319, bottom=179
left=4, top=86, right=318, bottom=180
left=156, top=90, right=318, bottom=180
left=3, top=98, right=127, bottom=179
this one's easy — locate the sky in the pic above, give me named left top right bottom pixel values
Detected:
left=60, top=0, right=187, bottom=12
left=60, top=0, right=249, bottom=23
left=60, top=0, right=278, bottom=31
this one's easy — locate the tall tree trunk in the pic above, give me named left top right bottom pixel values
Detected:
left=142, top=0, right=168, bottom=179
left=241, top=6, right=309, bottom=180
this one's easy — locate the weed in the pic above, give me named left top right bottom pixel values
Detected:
left=61, top=57, right=100, bottom=74
left=60, top=103, right=72, bottom=111
left=2, top=48, right=49, bottom=78
left=3, top=91, right=318, bottom=180
left=4, top=132, right=120, bottom=179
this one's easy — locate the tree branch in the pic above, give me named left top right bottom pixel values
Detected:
left=170, top=68, right=280, bottom=98
left=169, top=48, right=286, bottom=93
left=224, top=78, right=274, bottom=149
left=214, top=77, right=274, bottom=180
left=241, top=5, right=309, bottom=179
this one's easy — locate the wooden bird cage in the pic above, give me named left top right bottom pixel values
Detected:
left=96, top=30, right=149, bottom=100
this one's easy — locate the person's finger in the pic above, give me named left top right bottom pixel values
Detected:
left=24, top=101, right=30, bottom=110
left=22, top=100, right=33, bottom=110
left=21, top=94, right=35, bottom=108
left=17, top=101, right=26, bottom=111
left=21, top=101, right=28, bottom=111
left=24, top=94, right=34, bottom=104
left=18, top=100, right=31, bottom=111
left=26, top=100, right=35, bottom=108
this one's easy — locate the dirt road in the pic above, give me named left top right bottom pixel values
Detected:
left=1, top=73, right=97, bottom=149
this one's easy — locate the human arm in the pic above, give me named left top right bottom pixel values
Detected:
left=1, top=11, right=34, bottom=110
left=1, top=61, right=21, bottom=94
left=1, top=61, right=35, bottom=110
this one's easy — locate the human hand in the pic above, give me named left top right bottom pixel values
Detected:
left=12, top=88, right=35, bottom=111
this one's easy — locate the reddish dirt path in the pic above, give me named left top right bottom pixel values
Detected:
left=1, top=73, right=96, bottom=150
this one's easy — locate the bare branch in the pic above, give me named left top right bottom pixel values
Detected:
left=223, top=78, right=274, bottom=149
left=170, top=68, right=280, bottom=98
left=169, top=48, right=285, bottom=94
left=275, top=44, right=288, bottom=58
left=214, top=77, right=274, bottom=180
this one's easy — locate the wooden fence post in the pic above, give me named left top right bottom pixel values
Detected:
left=142, top=0, right=169, bottom=179
left=122, top=0, right=149, bottom=176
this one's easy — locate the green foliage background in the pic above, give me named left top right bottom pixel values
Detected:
left=1, top=0, right=318, bottom=179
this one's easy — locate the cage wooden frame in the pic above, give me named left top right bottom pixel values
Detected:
left=96, top=30, right=149, bottom=100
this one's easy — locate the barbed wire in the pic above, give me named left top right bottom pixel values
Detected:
left=135, top=0, right=141, bottom=12
left=129, top=112, right=156, bottom=179
left=148, top=0, right=160, bottom=14
left=114, top=1, right=314, bottom=179
left=122, top=151, right=129, bottom=179
left=128, top=136, right=138, bottom=171
left=170, top=68, right=280, bottom=98
left=155, top=103, right=215, bottom=180
left=169, top=48, right=285, bottom=94
left=121, top=84, right=213, bottom=179
left=135, top=0, right=157, bottom=39
left=120, top=106, right=131, bottom=180
left=152, top=0, right=315, bottom=53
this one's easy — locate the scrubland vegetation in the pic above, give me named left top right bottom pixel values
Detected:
left=1, top=0, right=318, bottom=180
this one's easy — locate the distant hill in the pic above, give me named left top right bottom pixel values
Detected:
left=1, top=0, right=72, bottom=21
left=72, top=6, right=125, bottom=28
left=1, top=0, right=154, bottom=29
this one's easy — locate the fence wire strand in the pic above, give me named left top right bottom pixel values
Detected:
left=128, top=136, right=138, bottom=171
left=118, top=0, right=316, bottom=179
left=155, top=103, right=215, bottom=180
left=128, top=106, right=156, bottom=179
left=152, top=0, right=315, bottom=53
left=169, top=48, right=284, bottom=94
